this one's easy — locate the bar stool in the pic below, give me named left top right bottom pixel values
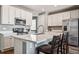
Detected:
left=36, top=35, right=61, bottom=54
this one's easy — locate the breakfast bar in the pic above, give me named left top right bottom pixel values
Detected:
left=12, top=32, right=55, bottom=54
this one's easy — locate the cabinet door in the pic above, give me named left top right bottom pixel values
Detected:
left=9, top=37, right=14, bottom=47
left=48, top=13, right=63, bottom=26
left=48, top=14, right=57, bottom=26
left=9, top=6, right=16, bottom=24
left=70, top=10, right=79, bottom=19
left=14, top=39, right=23, bottom=54
left=3, top=36, right=14, bottom=49
left=21, top=10, right=26, bottom=19
left=15, top=8, right=21, bottom=18
left=1, top=5, right=9, bottom=24
left=26, top=41, right=35, bottom=54
left=62, top=11, right=70, bottom=20
left=39, top=14, right=45, bottom=26
left=26, top=12, right=32, bottom=26
left=51, top=15, right=54, bottom=26
left=52, top=14, right=58, bottom=26
left=4, top=37, right=10, bottom=49
left=48, top=15, right=52, bottom=26
left=57, top=13, right=63, bottom=26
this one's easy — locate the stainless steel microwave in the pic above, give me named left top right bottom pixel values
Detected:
left=15, top=18, right=26, bottom=26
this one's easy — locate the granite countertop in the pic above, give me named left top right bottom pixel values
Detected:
left=11, top=34, right=36, bottom=42
left=12, top=32, right=53, bottom=44
left=12, top=34, right=49, bottom=44
left=12, top=31, right=62, bottom=43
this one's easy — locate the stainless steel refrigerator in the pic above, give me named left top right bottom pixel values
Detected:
left=62, top=18, right=79, bottom=54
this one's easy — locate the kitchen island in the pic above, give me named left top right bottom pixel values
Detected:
left=12, top=33, right=52, bottom=54
left=12, top=34, right=36, bottom=54
left=12, top=31, right=62, bottom=54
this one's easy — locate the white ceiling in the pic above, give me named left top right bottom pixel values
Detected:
left=23, top=5, right=73, bottom=15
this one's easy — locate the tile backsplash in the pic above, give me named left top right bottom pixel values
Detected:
left=0, top=24, right=13, bottom=31
left=0, top=24, right=26, bottom=31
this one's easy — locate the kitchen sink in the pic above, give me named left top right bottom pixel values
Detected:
left=32, top=32, right=44, bottom=35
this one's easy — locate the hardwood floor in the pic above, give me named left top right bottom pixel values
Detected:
left=0, top=49, right=14, bottom=54
left=0, top=47, right=78, bottom=54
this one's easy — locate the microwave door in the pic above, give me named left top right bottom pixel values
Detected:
left=15, top=18, right=26, bottom=25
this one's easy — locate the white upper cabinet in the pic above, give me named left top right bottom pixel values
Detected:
left=38, top=14, right=45, bottom=26
left=52, top=14, right=58, bottom=26
left=21, top=10, right=27, bottom=19
left=48, top=15, right=52, bottom=26
left=1, top=5, right=32, bottom=25
left=48, top=14, right=57, bottom=26
left=62, top=11, right=70, bottom=20
left=1, top=5, right=16, bottom=24
left=53, top=13, right=62, bottom=26
left=15, top=8, right=21, bottom=18
left=9, top=6, right=16, bottom=24
left=48, top=9, right=79, bottom=26
left=16, top=8, right=32, bottom=26
left=70, top=9, right=79, bottom=19
left=57, top=13, right=63, bottom=26
left=26, top=12, right=32, bottom=26
left=48, top=13, right=63, bottom=26
left=20, top=10, right=32, bottom=26
left=48, top=14, right=56, bottom=26
left=1, top=5, right=9, bottom=24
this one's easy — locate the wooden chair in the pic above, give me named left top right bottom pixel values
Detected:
left=36, top=35, right=61, bottom=54
left=61, top=32, right=69, bottom=54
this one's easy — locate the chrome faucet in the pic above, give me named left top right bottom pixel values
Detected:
left=37, top=25, right=44, bottom=33
left=25, top=25, right=31, bottom=33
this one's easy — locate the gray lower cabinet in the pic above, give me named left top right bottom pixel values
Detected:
left=26, top=41, right=36, bottom=54
left=22, top=42, right=26, bottom=54
left=14, top=39, right=36, bottom=54
left=22, top=41, right=36, bottom=54
left=14, top=38, right=52, bottom=54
